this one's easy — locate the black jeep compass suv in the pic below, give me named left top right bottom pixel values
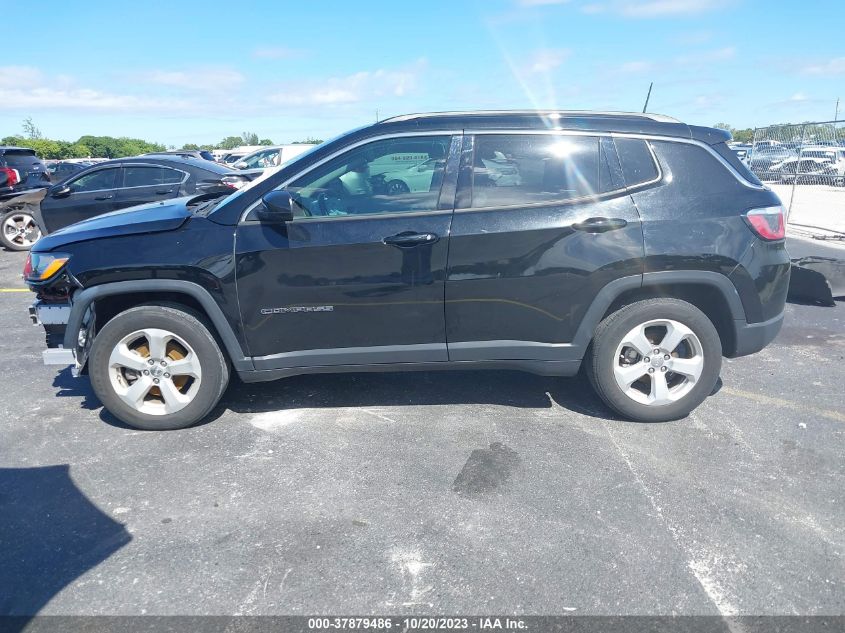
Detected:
left=25, top=111, right=790, bottom=430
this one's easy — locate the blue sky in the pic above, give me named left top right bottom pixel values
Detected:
left=2, top=0, right=843, bottom=146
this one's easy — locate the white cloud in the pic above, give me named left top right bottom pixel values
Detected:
left=526, top=48, right=571, bottom=73
left=0, top=86, right=190, bottom=112
left=674, top=46, right=735, bottom=66
left=790, top=92, right=809, bottom=102
left=618, top=61, right=653, bottom=73
left=801, top=57, right=845, bottom=76
left=0, top=66, right=44, bottom=89
left=252, top=46, right=303, bottom=60
left=141, top=68, right=245, bottom=91
left=518, top=0, right=571, bottom=5
left=267, top=61, right=425, bottom=106
left=581, top=0, right=731, bottom=17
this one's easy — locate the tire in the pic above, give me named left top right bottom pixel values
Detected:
left=386, top=180, right=410, bottom=195
left=89, top=305, right=230, bottom=430
left=585, top=299, right=721, bottom=422
left=1, top=209, right=42, bottom=251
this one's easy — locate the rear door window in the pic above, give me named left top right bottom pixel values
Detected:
left=468, top=134, right=615, bottom=208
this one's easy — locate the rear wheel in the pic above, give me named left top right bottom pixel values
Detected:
left=1, top=210, right=41, bottom=251
left=89, top=305, right=229, bottom=430
left=586, top=299, right=721, bottom=422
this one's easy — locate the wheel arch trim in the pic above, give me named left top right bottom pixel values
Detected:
left=65, top=280, right=253, bottom=371
left=571, top=270, right=746, bottom=351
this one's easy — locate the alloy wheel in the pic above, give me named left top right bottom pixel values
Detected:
left=108, top=328, right=202, bottom=416
left=613, top=319, right=704, bottom=406
left=2, top=212, right=41, bottom=248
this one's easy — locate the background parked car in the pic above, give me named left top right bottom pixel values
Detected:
left=746, top=146, right=798, bottom=180
left=771, top=157, right=844, bottom=186
left=48, top=160, right=94, bottom=182
left=0, top=155, right=258, bottom=251
left=143, top=149, right=216, bottom=162
left=232, top=144, right=317, bottom=170
left=0, top=147, right=51, bottom=198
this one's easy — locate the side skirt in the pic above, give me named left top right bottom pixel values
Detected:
left=237, top=359, right=581, bottom=383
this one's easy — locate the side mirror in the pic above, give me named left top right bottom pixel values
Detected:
left=233, top=161, right=247, bottom=169
left=257, top=190, right=294, bottom=223
left=51, top=185, right=72, bottom=198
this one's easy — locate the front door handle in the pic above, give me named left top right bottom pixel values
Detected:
left=572, top=217, right=628, bottom=233
left=94, top=195, right=113, bottom=201
left=155, top=189, right=173, bottom=195
left=383, top=231, right=439, bottom=248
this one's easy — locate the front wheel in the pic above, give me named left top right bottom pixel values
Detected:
left=585, top=299, right=722, bottom=422
left=1, top=210, right=42, bottom=251
left=89, top=305, right=229, bottom=430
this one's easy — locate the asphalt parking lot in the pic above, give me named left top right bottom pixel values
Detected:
left=0, top=246, right=843, bottom=617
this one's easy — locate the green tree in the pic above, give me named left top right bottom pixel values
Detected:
left=181, top=143, right=200, bottom=150
left=22, top=117, right=42, bottom=140
left=219, top=135, right=244, bottom=150
left=242, top=131, right=260, bottom=145
left=258, top=138, right=273, bottom=145
left=292, top=137, right=323, bottom=144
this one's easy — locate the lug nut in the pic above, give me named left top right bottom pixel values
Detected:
left=661, top=366, right=667, bottom=372
left=143, top=370, right=149, bottom=375
left=163, top=373, right=170, bottom=378
left=653, top=349, right=660, bottom=355
left=147, top=359, right=154, bottom=365
left=153, top=378, right=160, bottom=384
left=644, top=357, right=650, bottom=363
left=648, top=368, right=655, bottom=374
left=664, top=354, right=670, bottom=360
left=160, top=360, right=167, bottom=366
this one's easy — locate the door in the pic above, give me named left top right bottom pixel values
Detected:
left=235, top=134, right=460, bottom=369
left=445, top=133, right=645, bottom=361
left=114, top=165, right=185, bottom=210
left=40, top=166, right=121, bottom=233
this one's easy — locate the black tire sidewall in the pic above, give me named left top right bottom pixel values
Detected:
left=89, top=306, right=228, bottom=430
left=588, top=299, right=722, bottom=422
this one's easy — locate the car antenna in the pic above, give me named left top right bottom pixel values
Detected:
left=642, top=82, right=653, bottom=113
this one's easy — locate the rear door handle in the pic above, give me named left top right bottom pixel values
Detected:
left=383, top=231, right=439, bottom=247
left=572, top=217, right=628, bottom=233
left=94, top=195, right=113, bottom=201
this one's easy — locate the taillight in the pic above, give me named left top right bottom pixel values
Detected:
left=744, top=206, right=785, bottom=241
left=1, top=166, right=20, bottom=187
left=23, top=252, right=33, bottom=278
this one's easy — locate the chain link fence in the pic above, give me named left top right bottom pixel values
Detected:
left=747, top=120, right=845, bottom=233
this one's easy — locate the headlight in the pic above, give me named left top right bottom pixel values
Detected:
left=23, top=252, right=71, bottom=282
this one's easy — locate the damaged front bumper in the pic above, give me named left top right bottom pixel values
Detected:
left=29, top=299, right=94, bottom=376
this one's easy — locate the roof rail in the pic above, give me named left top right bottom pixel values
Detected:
left=380, top=110, right=682, bottom=124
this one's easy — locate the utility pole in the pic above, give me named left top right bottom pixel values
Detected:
left=835, top=98, right=840, bottom=122
left=642, top=82, right=653, bottom=113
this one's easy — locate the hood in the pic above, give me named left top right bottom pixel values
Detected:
left=35, top=197, right=193, bottom=251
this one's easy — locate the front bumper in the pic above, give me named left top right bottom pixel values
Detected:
left=29, top=300, right=86, bottom=373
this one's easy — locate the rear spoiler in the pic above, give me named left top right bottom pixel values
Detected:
left=688, top=125, right=733, bottom=145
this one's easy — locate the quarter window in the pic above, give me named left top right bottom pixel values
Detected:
left=284, top=136, right=452, bottom=217
left=69, top=168, right=119, bottom=192
left=468, top=135, right=615, bottom=208
left=614, top=138, right=660, bottom=187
